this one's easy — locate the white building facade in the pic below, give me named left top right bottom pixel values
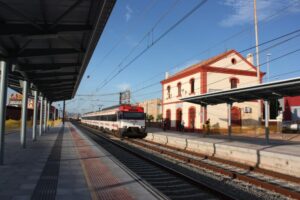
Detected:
left=161, top=50, right=264, bottom=132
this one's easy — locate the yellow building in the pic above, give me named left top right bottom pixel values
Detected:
left=138, top=98, right=162, bottom=122
left=161, top=50, right=264, bottom=132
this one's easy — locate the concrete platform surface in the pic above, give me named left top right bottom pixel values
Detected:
left=146, top=128, right=300, bottom=178
left=0, top=123, right=162, bottom=200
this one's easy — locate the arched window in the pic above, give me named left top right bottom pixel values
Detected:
left=177, top=82, right=181, bottom=97
left=230, top=78, right=239, bottom=89
left=190, top=78, right=195, bottom=94
left=167, top=85, right=171, bottom=98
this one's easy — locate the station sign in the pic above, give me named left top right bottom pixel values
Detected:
left=8, top=93, right=34, bottom=109
left=119, top=90, right=130, bottom=104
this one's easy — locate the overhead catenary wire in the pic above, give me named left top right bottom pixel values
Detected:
left=95, top=0, right=208, bottom=91
left=131, top=28, right=300, bottom=95
left=130, top=1, right=300, bottom=91
left=76, top=31, right=300, bottom=110
left=76, top=0, right=183, bottom=110
left=94, top=0, right=181, bottom=91
left=159, top=47, right=300, bottom=97
left=71, top=0, right=300, bottom=111
left=75, top=28, right=300, bottom=112
left=85, top=0, right=159, bottom=81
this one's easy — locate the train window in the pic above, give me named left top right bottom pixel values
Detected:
left=121, top=112, right=145, bottom=120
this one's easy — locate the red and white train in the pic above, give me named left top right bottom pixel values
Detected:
left=81, top=104, right=147, bottom=138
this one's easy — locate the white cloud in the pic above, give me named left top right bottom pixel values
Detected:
left=116, top=83, right=131, bottom=91
left=125, top=5, right=133, bottom=22
left=220, top=0, right=300, bottom=27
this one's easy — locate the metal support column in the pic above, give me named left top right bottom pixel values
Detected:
left=201, top=105, right=206, bottom=133
left=21, top=80, right=29, bottom=148
left=32, top=90, right=38, bottom=141
left=0, top=61, right=8, bottom=164
left=47, top=102, right=50, bottom=130
left=227, top=103, right=232, bottom=138
left=39, top=95, right=44, bottom=136
left=43, top=99, right=47, bottom=133
left=264, top=100, right=270, bottom=144
left=63, top=100, right=65, bottom=125
left=53, top=108, right=56, bottom=121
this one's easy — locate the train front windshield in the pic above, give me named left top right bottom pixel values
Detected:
left=119, top=112, right=145, bottom=120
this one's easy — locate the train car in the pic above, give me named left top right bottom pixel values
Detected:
left=81, top=104, right=147, bottom=138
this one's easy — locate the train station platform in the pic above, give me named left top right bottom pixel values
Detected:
left=0, top=123, right=161, bottom=200
left=145, top=128, right=300, bottom=178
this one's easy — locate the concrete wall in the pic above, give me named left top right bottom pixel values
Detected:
left=145, top=133, right=300, bottom=178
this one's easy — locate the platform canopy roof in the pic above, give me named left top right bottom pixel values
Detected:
left=0, top=0, right=115, bottom=102
left=181, top=77, right=300, bottom=105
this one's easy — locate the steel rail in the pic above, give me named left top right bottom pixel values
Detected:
left=74, top=122, right=236, bottom=200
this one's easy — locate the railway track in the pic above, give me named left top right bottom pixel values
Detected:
left=75, top=122, right=300, bottom=200
left=73, top=122, right=237, bottom=200
left=125, top=138, right=300, bottom=200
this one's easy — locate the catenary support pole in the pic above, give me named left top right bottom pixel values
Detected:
left=47, top=101, right=50, bottom=130
left=43, top=99, right=47, bottom=133
left=264, top=100, right=270, bottom=144
left=39, top=95, right=44, bottom=136
left=21, top=80, right=29, bottom=148
left=63, top=100, right=65, bottom=125
left=227, top=103, right=232, bottom=138
left=0, top=61, right=8, bottom=164
left=32, top=90, right=38, bottom=141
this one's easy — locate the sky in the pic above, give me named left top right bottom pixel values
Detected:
left=42, top=0, right=300, bottom=113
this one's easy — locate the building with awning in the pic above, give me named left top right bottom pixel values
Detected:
left=161, top=49, right=263, bottom=132
left=181, top=77, right=300, bottom=142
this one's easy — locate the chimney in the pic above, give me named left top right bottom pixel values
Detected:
left=165, top=72, right=169, bottom=79
left=246, top=53, right=254, bottom=64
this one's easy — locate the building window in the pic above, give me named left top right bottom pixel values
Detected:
left=167, top=85, right=171, bottom=98
left=231, top=58, right=237, bottom=65
left=177, top=82, right=181, bottom=97
left=190, top=78, right=195, bottom=94
left=230, top=78, right=239, bottom=89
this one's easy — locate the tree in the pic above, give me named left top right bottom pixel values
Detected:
left=146, top=114, right=154, bottom=122
left=157, top=114, right=163, bottom=122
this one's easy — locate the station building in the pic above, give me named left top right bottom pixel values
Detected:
left=161, top=49, right=264, bottom=132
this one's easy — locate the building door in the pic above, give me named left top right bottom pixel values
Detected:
left=166, top=109, right=171, bottom=129
left=231, top=106, right=241, bottom=126
left=188, top=107, right=196, bottom=131
left=176, top=108, right=182, bottom=130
